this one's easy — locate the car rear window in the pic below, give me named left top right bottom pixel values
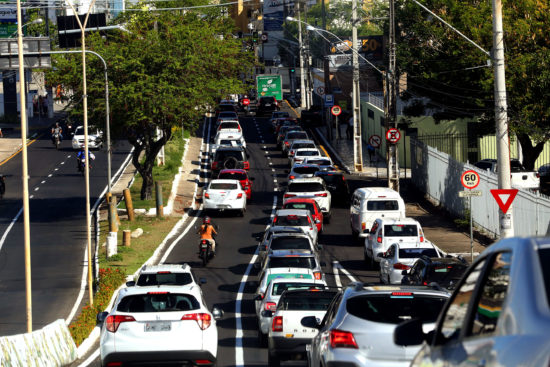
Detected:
left=117, top=293, right=200, bottom=312
left=294, top=166, right=320, bottom=174
left=268, top=256, right=316, bottom=269
left=292, top=143, right=316, bottom=150
left=288, top=182, right=324, bottom=192
left=272, top=283, right=324, bottom=296
left=210, top=183, right=238, bottom=190
left=346, top=294, right=448, bottom=324
left=317, top=173, right=344, bottom=184
left=218, top=172, right=247, bottom=181
left=219, top=104, right=235, bottom=112
left=267, top=273, right=312, bottom=284
left=136, top=273, right=193, bottom=286
left=219, top=112, right=237, bottom=118
left=366, top=200, right=400, bottom=211
left=296, top=150, right=319, bottom=157
left=399, top=248, right=439, bottom=258
left=287, top=132, right=308, bottom=140
left=538, top=248, right=550, bottom=307
left=215, top=150, right=244, bottom=161
left=270, top=237, right=311, bottom=251
left=384, top=224, right=418, bottom=236
left=220, top=122, right=240, bottom=129
left=218, top=139, right=242, bottom=146
left=279, top=292, right=336, bottom=310
left=425, top=263, right=468, bottom=287
left=284, top=202, right=315, bottom=213
left=275, top=215, right=310, bottom=226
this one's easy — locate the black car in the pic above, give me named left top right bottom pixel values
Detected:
left=401, top=256, right=468, bottom=290
left=314, top=171, right=350, bottom=205
left=211, top=146, right=250, bottom=174
left=257, top=96, right=279, bottom=115
left=299, top=105, right=323, bottom=126
left=538, top=163, right=550, bottom=194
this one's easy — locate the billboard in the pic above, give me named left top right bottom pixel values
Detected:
left=256, top=74, right=282, bottom=101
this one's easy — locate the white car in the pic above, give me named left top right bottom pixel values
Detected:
left=211, top=131, right=246, bottom=156
left=378, top=242, right=442, bottom=284
left=288, top=139, right=317, bottom=159
left=284, top=177, right=332, bottom=220
left=302, top=156, right=333, bottom=167
left=97, top=285, right=223, bottom=367
left=217, top=120, right=242, bottom=134
left=71, top=125, right=103, bottom=150
left=291, top=148, right=323, bottom=166
left=203, top=179, right=246, bottom=216
left=364, top=217, right=427, bottom=268
left=126, top=263, right=206, bottom=288
left=271, top=208, right=319, bottom=245
left=287, top=163, right=321, bottom=181
left=215, top=111, right=238, bottom=125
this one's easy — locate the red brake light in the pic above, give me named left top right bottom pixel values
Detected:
left=204, top=192, right=210, bottom=199
left=157, top=271, right=171, bottom=274
left=314, top=272, right=322, bottom=280
left=289, top=175, right=295, bottom=180
left=285, top=141, right=290, bottom=146
left=105, top=315, right=136, bottom=333
left=315, top=193, right=328, bottom=197
left=147, top=291, right=169, bottom=294
left=284, top=194, right=296, bottom=198
left=244, top=161, right=250, bottom=170
left=420, top=236, right=424, bottom=242
left=377, top=236, right=382, bottom=243
left=237, top=193, right=243, bottom=199
left=273, top=216, right=278, bottom=224
left=391, top=292, right=413, bottom=296
left=195, top=360, right=213, bottom=365
left=330, top=329, right=358, bottom=349
left=272, top=316, right=283, bottom=332
left=212, top=162, right=218, bottom=170
left=393, top=263, right=411, bottom=270
left=265, top=302, right=277, bottom=311
left=181, top=313, right=212, bottom=330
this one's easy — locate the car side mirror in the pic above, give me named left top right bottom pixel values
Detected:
left=261, top=310, right=273, bottom=318
left=321, top=208, right=327, bottom=212
left=301, top=315, right=321, bottom=329
left=200, top=277, right=207, bottom=285
left=97, top=311, right=108, bottom=324
left=254, top=293, right=264, bottom=301
left=315, top=219, right=321, bottom=224
left=393, top=318, right=426, bottom=346
left=250, top=177, right=256, bottom=181
left=126, top=281, right=136, bottom=287
left=316, top=244, right=323, bottom=250
left=377, top=252, right=385, bottom=258
left=212, top=307, right=224, bottom=320
left=401, top=270, right=408, bottom=275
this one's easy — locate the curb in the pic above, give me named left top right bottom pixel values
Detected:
left=313, top=127, right=352, bottom=174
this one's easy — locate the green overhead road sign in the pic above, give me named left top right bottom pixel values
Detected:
left=256, top=74, right=282, bottom=101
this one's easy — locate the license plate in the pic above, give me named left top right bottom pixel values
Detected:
left=144, top=321, right=171, bottom=332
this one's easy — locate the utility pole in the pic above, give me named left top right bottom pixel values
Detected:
left=492, top=0, right=513, bottom=237
left=386, top=0, right=399, bottom=191
left=322, top=0, right=332, bottom=140
left=352, top=0, right=363, bottom=172
left=298, top=5, right=307, bottom=109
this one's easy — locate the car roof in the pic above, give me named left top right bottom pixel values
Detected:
left=275, top=209, right=311, bottom=216
left=271, top=232, right=310, bottom=239
left=295, top=148, right=320, bottom=152
left=118, top=284, right=203, bottom=298
left=216, top=146, right=245, bottom=152
left=378, top=217, right=420, bottom=225
left=268, top=277, right=324, bottom=285
left=354, top=187, right=400, bottom=195
left=288, top=177, right=325, bottom=184
left=267, top=226, right=306, bottom=234
left=290, top=139, right=315, bottom=145
left=265, top=267, right=314, bottom=274
left=268, top=250, right=316, bottom=257
left=347, top=283, right=451, bottom=297
left=291, top=164, right=320, bottom=169
left=210, top=179, right=240, bottom=185
left=139, top=264, right=192, bottom=274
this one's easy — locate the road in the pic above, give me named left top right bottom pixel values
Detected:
left=0, top=135, right=133, bottom=336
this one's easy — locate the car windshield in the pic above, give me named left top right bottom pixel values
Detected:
left=210, top=183, right=238, bottom=190
left=218, top=139, right=242, bottom=146
left=218, top=105, right=235, bottom=111
left=367, top=200, right=400, bottom=211
left=538, top=248, right=550, bottom=307
left=399, top=248, right=439, bottom=258
left=218, top=172, right=247, bottom=181
left=275, top=215, right=310, bottom=226
left=288, top=182, right=324, bottom=192
left=268, top=256, right=316, bottom=269
left=287, top=132, right=308, bottom=140
left=426, top=263, right=469, bottom=286
left=272, top=283, right=324, bottom=296
left=318, top=173, right=344, bottom=184
left=292, top=143, right=316, bottom=150
left=279, top=292, right=335, bottom=310
left=294, top=167, right=320, bottom=174
left=219, top=112, right=237, bottom=118
left=270, top=237, right=311, bottom=251
left=117, top=293, right=200, bottom=312
left=215, top=151, right=244, bottom=161
left=346, top=294, right=448, bottom=324
left=384, top=224, right=418, bottom=236
left=305, top=159, right=330, bottom=165
left=136, top=272, right=193, bottom=286
left=220, top=122, right=240, bottom=129
left=284, top=202, right=315, bottom=214
left=296, top=151, right=319, bottom=157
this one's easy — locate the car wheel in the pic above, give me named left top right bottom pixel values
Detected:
left=268, top=352, right=280, bottom=367
left=258, top=330, right=267, bottom=347
left=324, top=214, right=331, bottom=224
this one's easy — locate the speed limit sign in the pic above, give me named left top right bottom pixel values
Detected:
left=461, top=170, right=480, bottom=189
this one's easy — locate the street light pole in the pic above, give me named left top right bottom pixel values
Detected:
left=351, top=0, right=363, bottom=172
left=386, top=0, right=398, bottom=190
left=321, top=0, right=332, bottom=140
left=297, top=7, right=307, bottom=110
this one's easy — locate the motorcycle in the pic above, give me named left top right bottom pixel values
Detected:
left=77, top=152, right=95, bottom=175
left=199, top=239, right=213, bottom=267
left=0, top=175, right=5, bottom=199
left=52, top=132, right=61, bottom=150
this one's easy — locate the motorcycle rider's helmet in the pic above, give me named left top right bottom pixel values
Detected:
left=203, top=216, right=211, bottom=224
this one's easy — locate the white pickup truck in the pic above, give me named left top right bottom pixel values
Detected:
left=474, top=159, right=540, bottom=190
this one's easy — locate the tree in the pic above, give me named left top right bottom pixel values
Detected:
left=47, top=2, right=254, bottom=198
left=394, top=0, right=550, bottom=169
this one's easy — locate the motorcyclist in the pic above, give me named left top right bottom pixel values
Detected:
left=197, top=216, right=218, bottom=254
left=51, top=122, right=63, bottom=143
left=77, top=146, right=95, bottom=170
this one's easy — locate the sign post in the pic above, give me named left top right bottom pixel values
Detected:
left=331, top=105, right=342, bottom=140
left=460, top=170, right=481, bottom=262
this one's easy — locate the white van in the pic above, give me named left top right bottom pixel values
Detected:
left=350, top=187, right=406, bottom=240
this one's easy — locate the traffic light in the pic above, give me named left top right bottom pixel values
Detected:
left=252, top=31, right=258, bottom=43
left=290, top=67, right=295, bottom=73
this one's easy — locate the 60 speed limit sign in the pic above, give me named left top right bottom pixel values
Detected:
left=461, top=170, right=480, bottom=189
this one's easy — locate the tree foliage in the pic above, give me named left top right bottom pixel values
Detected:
left=394, top=0, right=550, bottom=169
left=47, top=1, right=254, bottom=198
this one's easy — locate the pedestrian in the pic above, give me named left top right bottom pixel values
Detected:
left=367, top=143, right=375, bottom=163
left=347, top=116, right=353, bottom=140
left=0, top=127, right=3, bottom=138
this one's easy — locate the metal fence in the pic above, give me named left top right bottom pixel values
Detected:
left=410, top=138, right=550, bottom=238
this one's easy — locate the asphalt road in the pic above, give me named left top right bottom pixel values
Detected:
left=0, top=135, right=133, bottom=336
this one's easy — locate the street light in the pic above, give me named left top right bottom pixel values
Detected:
left=9, top=18, right=43, bottom=38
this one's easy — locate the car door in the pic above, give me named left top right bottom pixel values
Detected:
left=309, top=293, right=343, bottom=367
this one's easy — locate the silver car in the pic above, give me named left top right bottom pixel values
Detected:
left=394, top=236, right=550, bottom=367
left=307, top=283, right=449, bottom=367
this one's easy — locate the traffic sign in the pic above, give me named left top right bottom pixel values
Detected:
left=316, top=86, right=325, bottom=96
left=459, top=190, right=482, bottom=197
left=324, top=94, right=334, bottom=107
left=261, top=33, right=268, bottom=42
left=242, top=98, right=250, bottom=106
left=386, top=128, right=401, bottom=143
left=490, top=189, right=519, bottom=213
left=331, top=105, right=342, bottom=116
left=461, top=170, right=480, bottom=189
left=369, top=134, right=381, bottom=148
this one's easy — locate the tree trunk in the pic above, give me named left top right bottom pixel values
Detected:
left=517, top=132, right=545, bottom=170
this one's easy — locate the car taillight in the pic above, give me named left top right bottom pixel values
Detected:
left=284, top=194, right=296, bottom=198
left=419, top=235, right=424, bottom=242
left=181, top=313, right=212, bottom=330
left=290, top=150, right=294, bottom=155
left=212, top=162, right=218, bottom=170
left=289, top=175, right=295, bottom=180
left=272, top=316, right=283, bottom=332
left=204, top=192, right=210, bottom=199
left=330, top=329, right=358, bottom=349
left=237, top=193, right=243, bottom=199
left=393, top=263, right=411, bottom=270
left=195, top=360, right=214, bottom=365
left=285, top=141, right=290, bottom=146
left=273, top=216, right=278, bottom=224
left=315, top=193, right=328, bottom=197
left=377, top=236, right=382, bottom=243
left=265, top=302, right=277, bottom=311
left=536, top=173, right=540, bottom=178
left=105, top=315, right=136, bottom=333
left=314, top=272, right=322, bottom=280
left=244, top=161, right=250, bottom=170
left=361, top=222, right=366, bottom=230
left=238, top=126, right=241, bottom=131
left=106, top=363, right=123, bottom=367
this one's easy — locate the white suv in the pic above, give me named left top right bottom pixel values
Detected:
left=97, top=285, right=223, bottom=367
left=284, top=177, right=332, bottom=221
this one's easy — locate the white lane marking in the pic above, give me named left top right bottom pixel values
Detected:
left=261, top=140, right=265, bottom=143
left=77, top=348, right=100, bottom=367
left=263, top=146, right=267, bottom=149
left=235, top=195, right=277, bottom=367
left=48, top=174, right=52, bottom=178
left=60, top=162, right=65, bottom=165
left=268, top=162, right=272, bottom=166
left=0, top=208, right=23, bottom=252
left=54, top=168, right=58, bottom=171
left=34, top=187, right=39, bottom=192
left=273, top=179, right=277, bottom=183
left=333, top=261, right=358, bottom=283
left=30, top=195, right=34, bottom=199
left=271, top=168, right=275, bottom=172
left=41, top=180, right=46, bottom=184
left=332, top=261, right=342, bottom=289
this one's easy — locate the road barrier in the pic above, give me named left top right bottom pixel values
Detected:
left=0, top=319, right=77, bottom=366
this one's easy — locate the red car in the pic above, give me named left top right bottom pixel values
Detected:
left=217, top=169, right=252, bottom=199
left=282, top=198, right=324, bottom=233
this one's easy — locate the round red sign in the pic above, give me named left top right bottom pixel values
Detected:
left=386, top=128, right=401, bottom=143
left=331, top=105, right=342, bottom=116
left=461, top=170, right=480, bottom=189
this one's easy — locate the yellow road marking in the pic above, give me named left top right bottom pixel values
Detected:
left=0, top=137, right=39, bottom=166
left=284, top=100, right=301, bottom=118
